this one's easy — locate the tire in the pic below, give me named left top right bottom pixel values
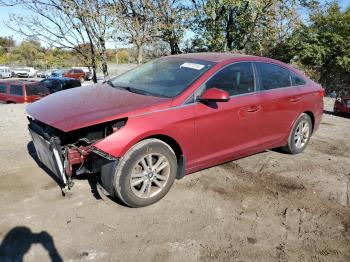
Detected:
left=282, top=113, right=312, bottom=154
left=113, top=139, right=177, bottom=207
left=79, top=77, right=84, bottom=83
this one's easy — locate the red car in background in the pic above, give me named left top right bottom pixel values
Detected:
left=0, top=80, right=49, bottom=103
left=63, top=69, right=86, bottom=83
left=26, top=53, right=324, bottom=207
left=334, top=96, right=350, bottom=115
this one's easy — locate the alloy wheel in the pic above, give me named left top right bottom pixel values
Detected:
left=130, top=153, right=170, bottom=198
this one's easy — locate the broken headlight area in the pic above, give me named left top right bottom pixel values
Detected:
left=27, top=117, right=126, bottom=190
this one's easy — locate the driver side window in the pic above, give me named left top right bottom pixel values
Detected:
left=204, top=62, right=255, bottom=96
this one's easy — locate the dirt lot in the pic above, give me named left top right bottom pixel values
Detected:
left=0, top=98, right=349, bottom=262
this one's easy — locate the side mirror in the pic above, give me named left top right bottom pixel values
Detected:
left=197, top=88, right=230, bottom=103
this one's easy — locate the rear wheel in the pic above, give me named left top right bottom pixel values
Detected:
left=282, top=113, right=312, bottom=154
left=79, top=77, right=84, bottom=83
left=113, top=139, right=177, bottom=207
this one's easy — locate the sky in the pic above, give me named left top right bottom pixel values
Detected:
left=0, top=0, right=349, bottom=46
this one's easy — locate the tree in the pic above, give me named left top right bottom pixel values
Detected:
left=153, top=0, right=189, bottom=55
left=115, top=0, right=157, bottom=64
left=286, top=3, right=350, bottom=95
left=1, top=0, right=117, bottom=82
left=0, top=36, right=16, bottom=54
left=189, top=0, right=318, bottom=55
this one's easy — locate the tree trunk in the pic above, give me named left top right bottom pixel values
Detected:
left=86, top=30, right=98, bottom=83
left=100, top=38, right=109, bottom=79
left=170, top=41, right=181, bottom=55
left=136, top=44, right=143, bottom=65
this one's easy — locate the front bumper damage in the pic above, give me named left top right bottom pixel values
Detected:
left=28, top=119, right=119, bottom=195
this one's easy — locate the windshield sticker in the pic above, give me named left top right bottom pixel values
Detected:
left=180, top=62, right=205, bottom=70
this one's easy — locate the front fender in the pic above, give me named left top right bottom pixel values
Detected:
left=93, top=104, right=195, bottom=161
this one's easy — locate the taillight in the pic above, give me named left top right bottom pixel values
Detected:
left=319, top=88, right=324, bottom=97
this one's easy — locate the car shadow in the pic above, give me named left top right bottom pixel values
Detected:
left=27, top=141, right=127, bottom=206
left=0, top=226, right=63, bottom=262
left=74, top=174, right=128, bottom=206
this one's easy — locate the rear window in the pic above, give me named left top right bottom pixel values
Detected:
left=256, top=62, right=292, bottom=90
left=26, top=84, right=49, bottom=96
left=291, top=72, right=306, bottom=86
left=0, top=83, right=6, bottom=93
left=345, top=99, right=350, bottom=107
left=10, top=85, right=23, bottom=96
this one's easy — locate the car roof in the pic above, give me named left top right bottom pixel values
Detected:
left=169, top=52, right=254, bottom=63
left=47, top=77, right=78, bottom=81
left=0, top=80, right=37, bottom=85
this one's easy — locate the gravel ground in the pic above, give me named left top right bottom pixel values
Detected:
left=0, top=98, right=349, bottom=262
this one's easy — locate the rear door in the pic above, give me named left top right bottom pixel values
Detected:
left=193, top=62, right=263, bottom=168
left=255, top=62, right=302, bottom=147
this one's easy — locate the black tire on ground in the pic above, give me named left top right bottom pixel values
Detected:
left=79, top=77, right=84, bottom=83
left=113, top=139, right=178, bottom=208
left=282, top=113, right=312, bottom=154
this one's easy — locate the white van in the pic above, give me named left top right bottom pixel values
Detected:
left=0, top=66, right=11, bottom=78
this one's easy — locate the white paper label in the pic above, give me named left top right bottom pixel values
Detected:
left=180, top=62, right=205, bottom=70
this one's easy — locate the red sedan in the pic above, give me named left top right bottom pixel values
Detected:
left=26, top=53, right=323, bottom=207
left=334, top=96, right=350, bottom=115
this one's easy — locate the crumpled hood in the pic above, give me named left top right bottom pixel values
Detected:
left=26, top=83, right=171, bottom=132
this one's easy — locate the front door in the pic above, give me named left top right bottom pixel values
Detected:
left=193, top=62, right=263, bottom=169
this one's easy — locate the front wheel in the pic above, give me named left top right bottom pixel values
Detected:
left=113, top=139, right=178, bottom=207
left=282, top=113, right=312, bottom=154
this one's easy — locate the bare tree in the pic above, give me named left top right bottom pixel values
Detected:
left=1, top=0, right=116, bottom=81
left=114, top=0, right=157, bottom=64
left=153, top=0, right=190, bottom=55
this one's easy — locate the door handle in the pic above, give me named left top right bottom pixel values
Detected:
left=289, top=97, right=301, bottom=103
left=245, top=106, right=260, bottom=113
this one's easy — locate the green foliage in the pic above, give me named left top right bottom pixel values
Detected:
left=278, top=3, right=350, bottom=95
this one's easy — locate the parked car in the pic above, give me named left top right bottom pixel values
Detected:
left=0, top=80, right=49, bottom=103
left=63, top=69, right=86, bottom=83
left=37, top=70, right=53, bottom=78
left=14, top=67, right=37, bottom=78
left=40, top=77, right=81, bottom=93
left=26, top=53, right=324, bottom=207
left=0, top=66, right=11, bottom=78
left=334, top=96, right=350, bottom=115
left=50, top=69, right=67, bottom=78
left=72, top=67, right=92, bottom=80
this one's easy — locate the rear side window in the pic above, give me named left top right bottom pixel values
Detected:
left=64, top=80, right=81, bottom=89
left=291, top=72, right=306, bottom=86
left=205, top=62, right=255, bottom=96
left=256, top=63, right=291, bottom=90
left=26, top=84, right=49, bottom=95
left=10, top=85, right=23, bottom=96
left=0, top=83, right=6, bottom=93
left=42, top=79, right=62, bottom=91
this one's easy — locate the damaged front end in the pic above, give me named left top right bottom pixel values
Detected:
left=27, top=117, right=126, bottom=193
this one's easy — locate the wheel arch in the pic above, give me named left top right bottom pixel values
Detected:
left=303, top=110, right=315, bottom=131
left=140, top=134, right=183, bottom=160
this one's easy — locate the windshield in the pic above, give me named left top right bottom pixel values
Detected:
left=109, top=58, right=214, bottom=98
